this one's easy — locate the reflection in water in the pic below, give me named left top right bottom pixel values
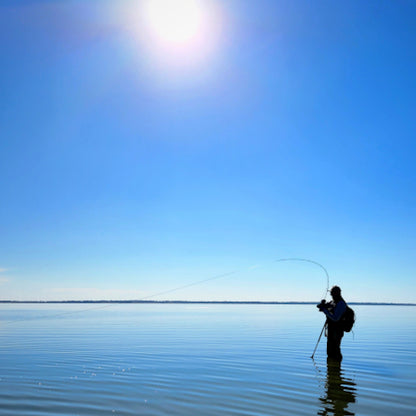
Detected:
left=317, top=361, right=356, bottom=416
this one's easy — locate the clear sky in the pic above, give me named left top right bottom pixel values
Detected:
left=1, top=0, right=415, bottom=302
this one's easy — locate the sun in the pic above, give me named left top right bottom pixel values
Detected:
left=139, top=0, right=221, bottom=66
left=143, top=0, right=206, bottom=46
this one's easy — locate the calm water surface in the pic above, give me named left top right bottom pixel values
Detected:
left=0, top=304, right=415, bottom=415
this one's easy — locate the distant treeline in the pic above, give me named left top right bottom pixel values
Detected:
left=0, top=300, right=415, bottom=306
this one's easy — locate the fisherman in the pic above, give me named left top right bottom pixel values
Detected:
left=318, top=285, right=347, bottom=362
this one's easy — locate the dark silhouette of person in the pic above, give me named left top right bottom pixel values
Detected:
left=318, top=285, right=346, bottom=362
left=318, top=361, right=356, bottom=415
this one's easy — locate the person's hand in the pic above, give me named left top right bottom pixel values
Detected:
left=316, top=300, right=327, bottom=311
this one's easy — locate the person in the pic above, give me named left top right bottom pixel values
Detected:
left=318, top=285, right=347, bottom=362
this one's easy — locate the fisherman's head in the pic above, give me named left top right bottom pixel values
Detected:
left=330, top=285, right=342, bottom=300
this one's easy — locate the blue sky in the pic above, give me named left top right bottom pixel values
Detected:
left=1, top=0, right=415, bottom=302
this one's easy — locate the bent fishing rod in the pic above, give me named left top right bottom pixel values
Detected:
left=3, top=256, right=331, bottom=354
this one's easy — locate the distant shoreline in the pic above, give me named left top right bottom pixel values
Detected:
left=0, top=300, right=415, bottom=306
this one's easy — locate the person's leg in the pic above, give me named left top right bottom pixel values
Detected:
left=327, top=328, right=343, bottom=361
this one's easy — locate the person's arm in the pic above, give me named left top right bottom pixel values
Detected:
left=323, top=301, right=346, bottom=322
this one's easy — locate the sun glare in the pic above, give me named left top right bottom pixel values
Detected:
left=144, top=0, right=204, bottom=45
left=139, top=0, right=221, bottom=66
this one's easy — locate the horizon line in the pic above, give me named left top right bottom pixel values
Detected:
left=0, top=300, right=415, bottom=306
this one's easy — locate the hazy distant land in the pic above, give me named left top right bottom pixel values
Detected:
left=0, top=300, right=414, bottom=306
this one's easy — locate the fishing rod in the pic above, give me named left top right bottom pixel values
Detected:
left=273, top=257, right=331, bottom=359
left=2, top=258, right=330, bottom=328
left=274, top=258, right=330, bottom=301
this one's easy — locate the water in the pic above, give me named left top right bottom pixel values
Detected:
left=0, top=304, right=415, bottom=415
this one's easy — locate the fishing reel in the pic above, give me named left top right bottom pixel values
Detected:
left=316, top=300, right=329, bottom=311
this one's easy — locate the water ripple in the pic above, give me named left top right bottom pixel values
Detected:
left=0, top=304, right=415, bottom=415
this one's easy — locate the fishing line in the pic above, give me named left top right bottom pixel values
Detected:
left=0, top=270, right=241, bottom=326
left=1, top=258, right=329, bottom=326
left=136, top=269, right=241, bottom=301
left=1, top=303, right=118, bottom=326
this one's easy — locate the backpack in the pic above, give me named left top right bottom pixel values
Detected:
left=341, top=305, right=355, bottom=332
